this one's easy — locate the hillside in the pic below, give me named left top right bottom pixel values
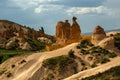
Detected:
left=82, top=65, right=120, bottom=80
left=0, top=20, right=55, bottom=51
left=0, top=19, right=120, bottom=80
left=0, top=34, right=120, bottom=80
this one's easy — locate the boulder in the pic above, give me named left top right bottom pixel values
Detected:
left=21, top=42, right=32, bottom=50
left=92, top=25, right=106, bottom=45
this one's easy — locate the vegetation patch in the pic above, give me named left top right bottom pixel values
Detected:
left=91, top=63, right=97, bottom=68
left=26, top=39, right=46, bottom=51
left=68, top=49, right=75, bottom=58
left=76, top=40, right=93, bottom=49
left=82, top=65, right=120, bottom=80
left=101, top=58, right=110, bottom=64
left=113, top=33, right=120, bottom=50
left=42, top=55, right=74, bottom=69
left=0, top=49, right=30, bottom=64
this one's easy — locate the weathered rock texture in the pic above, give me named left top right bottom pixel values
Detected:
left=92, top=25, right=106, bottom=45
left=0, top=20, right=55, bottom=50
left=70, top=17, right=81, bottom=41
left=56, top=17, right=81, bottom=44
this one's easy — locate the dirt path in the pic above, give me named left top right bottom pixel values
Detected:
left=11, top=43, right=78, bottom=80
left=64, top=57, right=120, bottom=80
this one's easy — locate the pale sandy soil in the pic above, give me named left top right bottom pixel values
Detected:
left=64, top=57, right=120, bottom=80
left=0, top=42, right=120, bottom=80
left=0, top=43, right=78, bottom=80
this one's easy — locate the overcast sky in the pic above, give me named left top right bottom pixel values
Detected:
left=0, top=0, right=120, bottom=35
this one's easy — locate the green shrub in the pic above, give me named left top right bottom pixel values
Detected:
left=42, top=55, right=74, bottom=68
left=114, top=34, right=120, bottom=50
left=26, top=39, right=46, bottom=50
left=0, top=55, right=9, bottom=64
left=81, top=49, right=89, bottom=55
left=109, top=53, right=117, bottom=58
left=91, top=63, right=97, bottom=68
left=68, top=49, right=75, bottom=58
left=101, top=58, right=110, bottom=64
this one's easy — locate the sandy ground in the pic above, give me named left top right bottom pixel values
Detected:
left=11, top=43, right=78, bottom=80
left=0, top=42, right=120, bottom=80
left=64, top=57, right=120, bottom=80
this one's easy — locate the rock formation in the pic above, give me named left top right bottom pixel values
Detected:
left=70, top=17, right=81, bottom=41
left=0, top=20, right=55, bottom=50
left=56, top=20, right=71, bottom=43
left=55, top=17, right=81, bottom=44
left=91, top=25, right=106, bottom=45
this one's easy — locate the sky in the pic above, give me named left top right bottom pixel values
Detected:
left=0, top=0, right=120, bottom=35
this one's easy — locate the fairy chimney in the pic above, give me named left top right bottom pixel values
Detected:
left=92, top=25, right=106, bottom=45
left=70, top=16, right=81, bottom=41
left=55, top=17, right=81, bottom=44
left=56, top=20, right=71, bottom=43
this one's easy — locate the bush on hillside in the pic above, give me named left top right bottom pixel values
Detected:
left=68, top=49, right=75, bottom=58
left=26, top=39, right=46, bottom=50
left=42, top=55, right=74, bottom=69
left=101, top=58, right=110, bottom=64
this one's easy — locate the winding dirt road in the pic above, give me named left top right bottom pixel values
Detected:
left=11, top=43, right=78, bottom=80
left=64, top=57, right=120, bottom=80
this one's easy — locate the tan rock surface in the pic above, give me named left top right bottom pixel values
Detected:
left=70, top=17, right=81, bottom=41
left=92, top=25, right=106, bottom=45
left=55, top=17, right=81, bottom=44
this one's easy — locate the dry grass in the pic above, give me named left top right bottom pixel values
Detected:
left=46, top=44, right=64, bottom=51
left=81, top=35, right=92, bottom=42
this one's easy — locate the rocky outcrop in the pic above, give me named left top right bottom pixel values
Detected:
left=56, top=20, right=71, bottom=44
left=21, top=42, right=32, bottom=50
left=37, top=37, right=52, bottom=44
left=0, top=20, right=56, bottom=50
left=92, top=25, right=106, bottom=45
left=5, top=37, right=19, bottom=49
left=56, top=17, right=81, bottom=44
left=70, top=17, right=81, bottom=41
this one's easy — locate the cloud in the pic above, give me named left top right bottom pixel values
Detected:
left=34, top=4, right=64, bottom=13
left=66, top=6, right=110, bottom=15
left=9, top=0, right=60, bottom=9
left=49, top=0, right=106, bottom=7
